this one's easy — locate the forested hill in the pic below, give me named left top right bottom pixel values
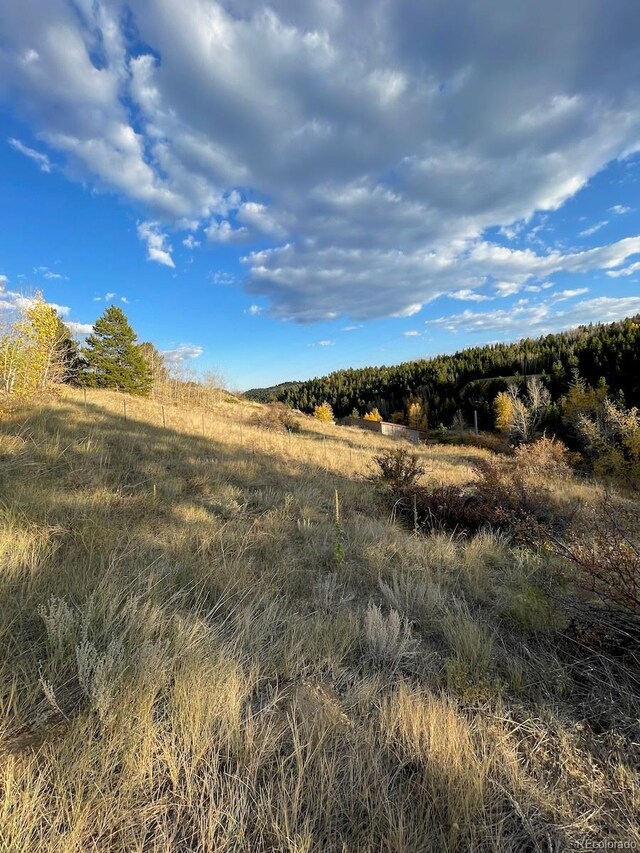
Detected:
left=246, top=316, right=640, bottom=430
left=243, top=380, right=303, bottom=403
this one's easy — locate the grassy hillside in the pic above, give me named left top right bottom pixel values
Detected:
left=0, top=389, right=638, bottom=851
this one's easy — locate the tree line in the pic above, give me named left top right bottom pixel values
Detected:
left=0, top=296, right=223, bottom=407
left=249, top=316, right=640, bottom=434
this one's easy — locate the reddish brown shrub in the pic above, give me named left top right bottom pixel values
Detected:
left=372, top=447, right=426, bottom=493
left=532, top=496, right=640, bottom=616
left=390, top=437, right=574, bottom=535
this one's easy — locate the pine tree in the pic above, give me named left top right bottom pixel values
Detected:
left=81, top=306, right=151, bottom=395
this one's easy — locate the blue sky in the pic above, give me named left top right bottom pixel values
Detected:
left=1, top=1, right=640, bottom=391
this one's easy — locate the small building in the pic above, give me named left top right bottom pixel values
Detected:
left=337, top=416, right=427, bottom=444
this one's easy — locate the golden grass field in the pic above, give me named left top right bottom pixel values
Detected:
left=0, top=388, right=638, bottom=851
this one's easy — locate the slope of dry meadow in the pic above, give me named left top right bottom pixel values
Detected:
left=0, top=388, right=638, bottom=851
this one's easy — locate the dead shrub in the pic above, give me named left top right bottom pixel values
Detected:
left=392, top=437, right=574, bottom=534
left=253, top=402, right=300, bottom=433
left=532, top=495, right=640, bottom=616
left=405, top=484, right=500, bottom=534
left=372, top=447, right=426, bottom=492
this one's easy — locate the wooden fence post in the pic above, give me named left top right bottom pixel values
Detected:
left=162, top=405, right=166, bottom=429
left=83, top=387, right=87, bottom=412
left=474, top=409, right=479, bottom=435
left=123, top=397, right=127, bottom=422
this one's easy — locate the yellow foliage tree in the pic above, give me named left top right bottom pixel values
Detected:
left=1, top=294, right=68, bottom=401
left=494, top=391, right=513, bottom=433
left=363, top=408, right=383, bottom=422
left=407, top=398, right=428, bottom=431
left=313, top=401, right=334, bottom=422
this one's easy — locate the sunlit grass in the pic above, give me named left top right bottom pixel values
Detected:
left=0, top=388, right=637, bottom=851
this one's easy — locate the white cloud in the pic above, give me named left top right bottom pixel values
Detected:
left=161, top=343, right=204, bottom=363
left=33, top=265, right=68, bottom=280
left=610, top=204, right=631, bottom=215
left=427, top=295, right=640, bottom=338
left=67, top=321, right=94, bottom=336
left=341, top=325, right=363, bottom=332
left=2, top=2, right=640, bottom=319
left=237, top=202, right=288, bottom=239
left=551, top=288, right=589, bottom=301
left=450, top=289, right=492, bottom=302
left=607, top=260, right=640, bottom=278
left=137, top=221, right=175, bottom=267
left=206, top=219, right=248, bottom=244
left=579, top=220, right=608, bottom=237
left=401, top=330, right=420, bottom=336
left=182, top=234, right=200, bottom=249
left=211, top=270, right=236, bottom=285
left=0, top=280, right=70, bottom=318
left=247, top=304, right=263, bottom=315
left=8, top=137, right=51, bottom=172
left=316, top=340, right=334, bottom=347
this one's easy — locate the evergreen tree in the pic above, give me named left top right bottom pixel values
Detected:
left=81, top=306, right=151, bottom=395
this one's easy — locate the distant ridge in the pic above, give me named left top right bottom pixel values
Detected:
left=245, top=316, right=640, bottom=431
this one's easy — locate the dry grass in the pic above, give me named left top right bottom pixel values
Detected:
left=0, top=387, right=638, bottom=851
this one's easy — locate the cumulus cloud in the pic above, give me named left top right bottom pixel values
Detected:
left=246, top=304, right=263, bottom=315
left=237, top=202, right=288, bottom=239
left=8, top=137, right=51, bottom=172
left=137, top=221, right=175, bottom=267
left=0, top=280, right=71, bottom=318
left=67, top=321, right=94, bottom=336
left=2, top=1, right=640, bottom=318
left=206, top=219, right=248, bottom=244
left=182, top=234, right=200, bottom=249
left=610, top=205, right=631, bottom=215
left=161, top=344, right=204, bottom=363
